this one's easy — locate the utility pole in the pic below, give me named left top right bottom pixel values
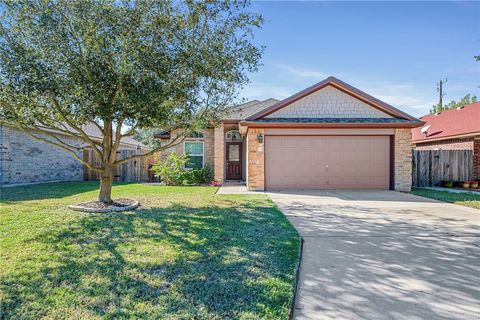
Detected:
left=437, top=78, right=447, bottom=112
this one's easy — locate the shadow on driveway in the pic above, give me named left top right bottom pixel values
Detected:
left=269, top=190, right=480, bottom=320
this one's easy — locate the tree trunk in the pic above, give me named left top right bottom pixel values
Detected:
left=99, top=168, right=114, bottom=203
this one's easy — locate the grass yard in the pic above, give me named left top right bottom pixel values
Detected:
left=0, top=182, right=300, bottom=319
left=411, top=187, right=480, bottom=210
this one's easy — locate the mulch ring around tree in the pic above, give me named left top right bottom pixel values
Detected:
left=67, top=198, right=139, bottom=213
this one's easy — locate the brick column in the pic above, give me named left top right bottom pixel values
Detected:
left=246, top=128, right=265, bottom=191
left=214, top=124, right=225, bottom=182
left=474, top=139, right=480, bottom=180
left=394, top=128, right=413, bottom=192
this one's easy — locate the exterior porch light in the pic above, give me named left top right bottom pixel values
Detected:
left=257, top=133, right=263, bottom=143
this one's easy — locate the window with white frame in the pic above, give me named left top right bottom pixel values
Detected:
left=184, top=141, right=204, bottom=169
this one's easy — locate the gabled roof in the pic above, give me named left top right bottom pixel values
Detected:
left=412, top=102, right=480, bottom=143
left=246, top=76, right=419, bottom=122
left=224, top=98, right=279, bottom=121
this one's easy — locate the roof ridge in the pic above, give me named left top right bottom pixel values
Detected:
left=246, top=76, right=419, bottom=122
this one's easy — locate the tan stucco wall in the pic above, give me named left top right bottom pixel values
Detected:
left=266, top=85, right=392, bottom=119
left=394, top=128, right=413, bottom=192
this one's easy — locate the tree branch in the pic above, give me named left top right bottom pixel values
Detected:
left=17, top=126, right=102, bottom=172
left=50, top=98, right=103, bottom=157
left=112, top=117, right=124, bottom=155
left=114, top=132, right=186, bottom=165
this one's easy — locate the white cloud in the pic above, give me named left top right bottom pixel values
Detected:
left=274, top=63, right=327, bottom=79
left=240, top=83, right=292, bottom=101
left=362, top=83, right=436, bottom=117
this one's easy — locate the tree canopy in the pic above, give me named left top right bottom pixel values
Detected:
left=0, top=0, right=263, bottom=202
left=430, top=93, right=478, bottom=114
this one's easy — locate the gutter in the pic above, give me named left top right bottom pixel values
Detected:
left=240, top=121, right=425, bottom=129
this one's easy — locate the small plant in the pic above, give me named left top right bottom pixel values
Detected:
left=209, top=181, right=222, bottom=187
left=442, top=181, right=454, bottom=188
left=151, top=153, right=213, bottom=186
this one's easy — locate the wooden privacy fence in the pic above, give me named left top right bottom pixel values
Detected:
left=83, top=149, right=156, bottom=182
left=412, top=150, right=473, bottom=187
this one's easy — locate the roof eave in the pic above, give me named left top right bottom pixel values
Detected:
left=240, top=121, right=424, bottom=129
left=412, top=131, right=480, bottom=144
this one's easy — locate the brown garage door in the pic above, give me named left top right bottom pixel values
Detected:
left=265, top=136, right=390, bottom=190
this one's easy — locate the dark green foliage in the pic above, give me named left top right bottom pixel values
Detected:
left=179, top=167, right=213, bottom=185
left=151, top=152, right=189, bottom=185
left=151, top=152, right=213, bottom=185
left=430, top=94, right=478, bottom=114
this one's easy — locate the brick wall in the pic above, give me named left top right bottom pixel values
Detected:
left=394, top=128, right=413, bottom=192
left=161, top=128, right=215, bottom=170
left=0, top=125, right=83, bottom=186
left=414, top=138, right=474, bottom=150
left=214, top=125, right=225, bottom=182
left=266, top=86, right=392, bottom=119
left=474, top=139, right=480, bottom=180
left=246, top=128, right=264, bottom=190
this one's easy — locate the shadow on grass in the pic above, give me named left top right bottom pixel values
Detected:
left=0, top=181, right=150, bottom=204
left=0, top=181, right=102, bottom=202
left=0, top=201, right=300, bottom=319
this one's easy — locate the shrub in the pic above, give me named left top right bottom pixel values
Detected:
left=179, top=167, right=213, bottom=185
left=151, top=153, right=188, bottom=186
left=151, top=153, right=213, bottom=185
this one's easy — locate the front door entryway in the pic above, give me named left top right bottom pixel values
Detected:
left=226, top=142, right=242, bottom=180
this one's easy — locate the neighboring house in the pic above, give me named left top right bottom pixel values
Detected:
left=0, top=123, right=144, bottom=186
left=411, top=102, right=480, bottom=180
left=157, top=76, right=423, bottom=191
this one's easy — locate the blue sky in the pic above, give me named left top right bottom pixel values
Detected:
left=241, top=1, right=480, bottom=117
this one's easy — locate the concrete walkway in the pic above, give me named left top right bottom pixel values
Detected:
left=216, top=181, right=260, bottom=194
left=268, top=190, right=480, bottom=320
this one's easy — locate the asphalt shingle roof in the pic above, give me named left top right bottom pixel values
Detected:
left=225, top=99, right=279, bottom=120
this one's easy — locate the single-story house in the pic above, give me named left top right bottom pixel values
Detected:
left=158, top=76, right=423, bottom=191
left=411, top=102, right=480, bottom=180
left=0, top=123, right=144, bottom=186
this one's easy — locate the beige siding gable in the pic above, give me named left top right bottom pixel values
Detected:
left=265, top=85, right=393, bottom=119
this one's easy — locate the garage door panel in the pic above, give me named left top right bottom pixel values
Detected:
left=265, top=135, right=390, bottom=190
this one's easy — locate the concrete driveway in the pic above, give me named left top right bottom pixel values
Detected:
left=268, top=190, right=480, bottom=320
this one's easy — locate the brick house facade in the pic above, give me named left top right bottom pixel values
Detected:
left=0, top=124, right=144, bottom=186
left=158, top=77, right=423, bottom=191
left=412, top=102, right=480, bottom=180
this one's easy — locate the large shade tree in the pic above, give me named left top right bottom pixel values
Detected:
left=0, top=0, right=263, bottom=202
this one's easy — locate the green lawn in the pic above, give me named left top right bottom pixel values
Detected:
left=411, top=187, right=480, bottom=210
left=0, top=182, right=300, bottom=319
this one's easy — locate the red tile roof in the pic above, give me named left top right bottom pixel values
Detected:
left=412, top=102, right=480, bottom=142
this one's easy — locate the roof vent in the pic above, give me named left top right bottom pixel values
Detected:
left=457, top=106, right=464, bottom=110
